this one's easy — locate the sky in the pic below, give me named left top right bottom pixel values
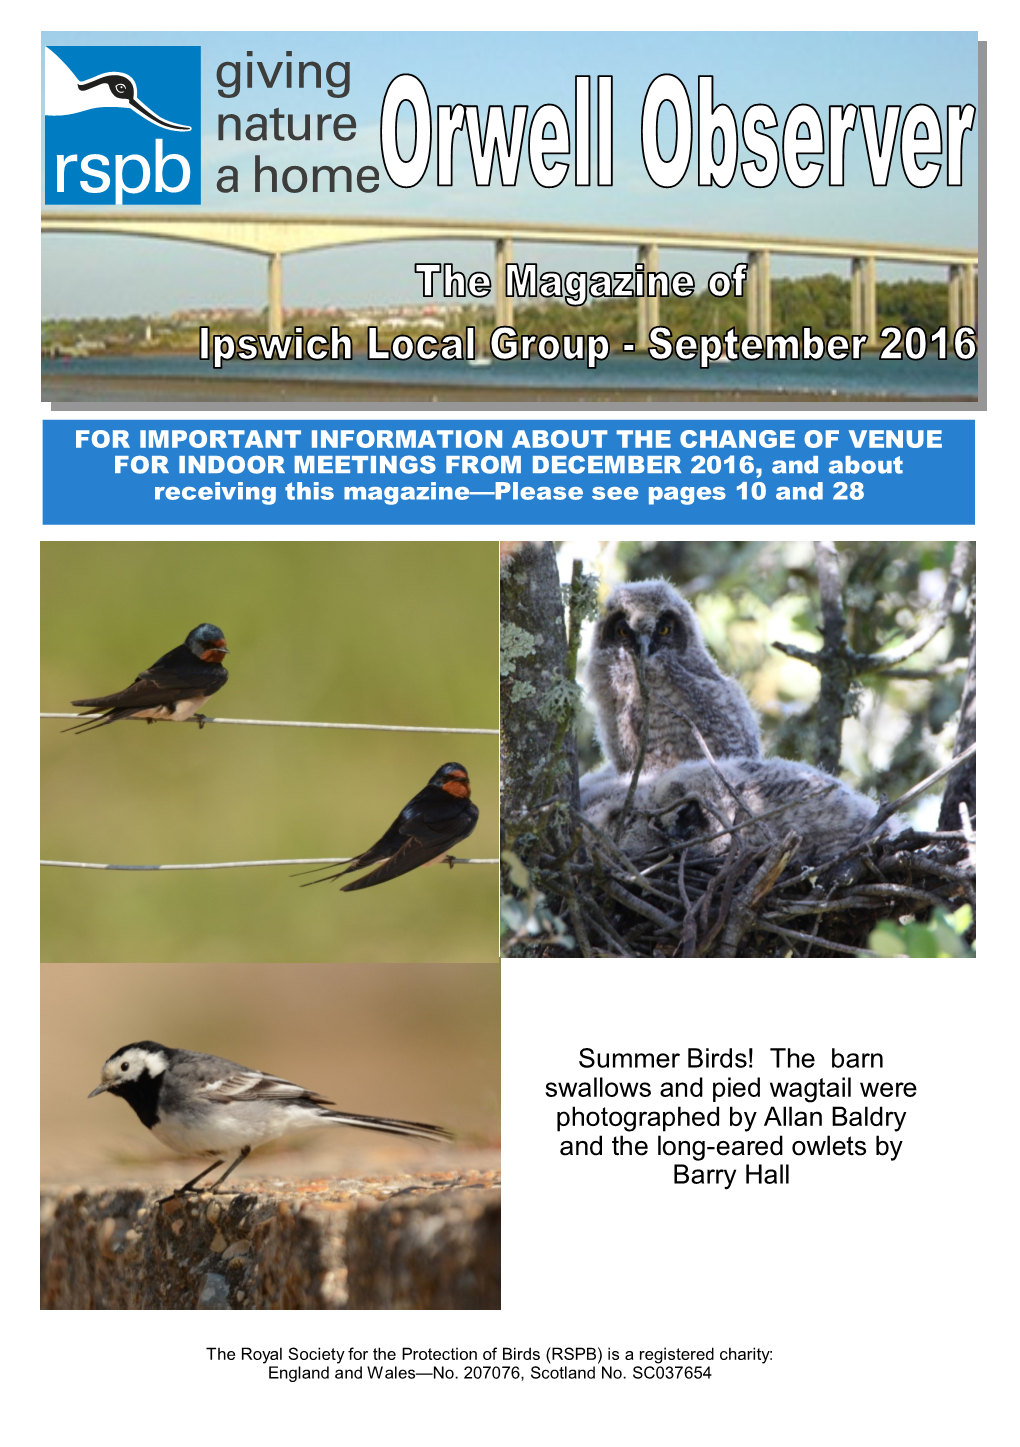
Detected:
left=42, top=31, right=979, bottom=317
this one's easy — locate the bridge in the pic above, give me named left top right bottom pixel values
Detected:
left=42, top=211, right=978, bottom=344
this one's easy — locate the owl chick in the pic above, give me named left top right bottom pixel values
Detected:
left=582, top=757, right=881, bottom=864
left=585, top=579, right=761, bottom=776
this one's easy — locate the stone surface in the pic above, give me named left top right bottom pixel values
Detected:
left=346, top=1184, right=502, bottom=1310
left=41, top=1171, right=499, bottom=1311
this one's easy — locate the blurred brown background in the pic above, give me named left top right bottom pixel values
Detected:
left=41, top=961, right=500, bottom=1185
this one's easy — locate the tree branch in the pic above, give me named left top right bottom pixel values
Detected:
left=868, top=740, right=977, bottom=833
left=499, top=541, right=579, bottom=835
left=772, top=541, right=972, bottom=775
left=855, top=541, right=972, bottom=670
left=613, top=650, right=651, bottom=841
left=938, top=582, right=976, bottom=830
left=812, top=541, right=852, bottom=772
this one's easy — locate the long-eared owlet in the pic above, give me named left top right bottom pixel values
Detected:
left=585, top=579, right=761, bottom=773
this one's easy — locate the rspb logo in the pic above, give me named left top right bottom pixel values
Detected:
left=44, top=45, right=201, bottom=206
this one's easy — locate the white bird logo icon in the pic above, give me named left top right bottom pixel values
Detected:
left=44, top=48, right=191, bottom=131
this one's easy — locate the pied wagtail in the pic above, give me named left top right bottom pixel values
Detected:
left=89, top=1041, right=452, bottom=1198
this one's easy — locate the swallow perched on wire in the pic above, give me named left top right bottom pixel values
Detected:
left=302, top=762, right=479, bottom=892
left=67, top=623, right=229, bottom=733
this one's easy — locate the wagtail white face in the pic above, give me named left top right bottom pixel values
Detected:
left=89, top=1041, right=451, bottom=1198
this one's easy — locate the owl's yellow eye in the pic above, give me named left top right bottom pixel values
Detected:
left=657, top=621, right=673, bottom=636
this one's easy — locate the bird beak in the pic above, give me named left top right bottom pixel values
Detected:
left=637, top=634, right=651, bottom=658
left=88, top=1082, right=110, bottom=1098
left=129, top=97, right=192, bottom=131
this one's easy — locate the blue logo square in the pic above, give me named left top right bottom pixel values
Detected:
left=44, top=45, right=201, bottom=205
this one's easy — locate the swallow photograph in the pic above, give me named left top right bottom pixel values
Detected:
left=302, top=762, right=479, bottom=892
left=67, top=622, right=229, bottom=732
left=41, top=960, right=500, bottom=1310
left=41, top=541, right=497, bottom=964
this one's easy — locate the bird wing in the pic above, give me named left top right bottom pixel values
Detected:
left=198, top=1068, right=334, bottom=1107
left=200, top=1071, right=450, bottom=1140
left=399, top=788, right=476, bottom=842
left=341, top=800, right=479, bottom=892
left=162, top=1055, right=451, bottom=1141
left=72, top=659, right=227, bottom=712
left=301, top=787, right=478, bottom=890
left=297, top=829, right=426, bottom=890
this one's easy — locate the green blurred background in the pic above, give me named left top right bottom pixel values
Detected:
left=41, top=961, right=499, bottom=1182
left=41, top=541, right=497, bottom=963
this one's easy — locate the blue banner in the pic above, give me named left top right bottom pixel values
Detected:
left=43, top=418, right=974, bottom=525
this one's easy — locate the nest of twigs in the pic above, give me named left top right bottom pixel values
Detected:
left=537, top=814, right=975, bottom=958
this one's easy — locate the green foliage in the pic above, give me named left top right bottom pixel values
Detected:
left=500, top=851, right=574, bottom=951
left=43, top=274, right=955, bottom=354
left=481, top=274, right=953, bottom=346
left=867, top=905, right=975, bottom=958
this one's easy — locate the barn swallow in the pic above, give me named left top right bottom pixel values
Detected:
left=302, top=762, right=479, bottom=892
left=67, top=623, right=229, bottom=733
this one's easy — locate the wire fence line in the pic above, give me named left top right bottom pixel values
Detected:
left=41, top=713, right=498, bottom=737
left=42, top=856, right=498, bottom=872
left=42, top=711, right=497, bottom=874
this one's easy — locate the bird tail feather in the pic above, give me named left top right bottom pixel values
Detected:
left=293, top=859, right=359, bottom=885
left=62, top=712, right=115, bottom=734
left=321, top=1109, right=452, bottom=1142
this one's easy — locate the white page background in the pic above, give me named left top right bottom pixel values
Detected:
left=13, top=2, right=1010, bottom=1441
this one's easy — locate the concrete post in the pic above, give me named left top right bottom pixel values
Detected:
left=850, top=257, right=877, bottom=342
left=637, top=242, right=661, bottom=348
left=746, top=250, right=771, bottom=335
left=851, top=258, right=863, bottom=336
left=760, top=252, right=771, bottom=334
left=267, top=253, right=283, bottom=336
left=746, top=252, right=759, bottom=335
left=961, top=263, right=976, bottom=330
left=948, top=264, right=962, bottom=336
left=495, top=237, right=514, bottom=330
left=864, top=255, right=877, bottom=342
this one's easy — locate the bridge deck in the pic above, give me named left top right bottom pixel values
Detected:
left=41, top=211, right=977, bottom=268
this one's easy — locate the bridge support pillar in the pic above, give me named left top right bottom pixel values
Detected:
left=948, top=264, right=963, bottom=336
left=851, top=256, right=877, bottom=343
left=746, top=251, right=771, bottom=336
left=948, top=263, right=977, bottom=335
left=495, top=238, right=514, bottom=330
left=636, top=243, right=660, bottom=348
left=268, top=253, right=283, bottom=336
left=961, top=264, right=976, bottom=329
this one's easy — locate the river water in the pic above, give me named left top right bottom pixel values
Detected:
left=42, top=350, right=978, bottom=404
